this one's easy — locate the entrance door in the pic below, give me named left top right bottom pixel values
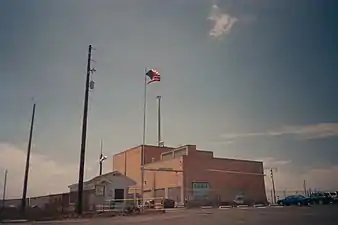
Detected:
left=192, top=182, right=210, bottom=201
left=168, top=187, right=181, bottom=202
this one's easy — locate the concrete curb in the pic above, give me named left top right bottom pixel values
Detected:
left=0, top=209, right=165, bottom=223
left=141, top=209, right=166, bottom=215
left=219, top=206, right=232, bottom=209
left=165, top=208, right=186, bottom=212
left=200, top=206, right=213, bottom=209
left=0, top=219, right=29, bottom=224
left=236, top=205, right=249, bottom=208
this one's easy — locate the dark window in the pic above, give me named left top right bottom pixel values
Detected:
left=114, top=189, right=124, bottom=202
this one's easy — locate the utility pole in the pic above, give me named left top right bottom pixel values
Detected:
left=77, top=45, right=94, bottom=215
left=303, top=180, right=307, bottom=196
left=156, top=96, right=162, bottom=147
left=2, top=169, right=8, bottom=209
left=270, top=168, right=277, bottom=204
left=21, top=102, right=36, bottom=213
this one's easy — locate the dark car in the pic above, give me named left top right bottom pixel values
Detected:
left=144, top=199, right=155, bottom=208
left=277, top=195, right=310, bottom=206
left=309, top=192, right=333, bottom=205
left=161, top=198, right=175, bottom=208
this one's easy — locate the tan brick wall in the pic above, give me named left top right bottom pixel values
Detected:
left=112, top=145, right=173, bottom=189
left=184, top=153, right=267, bottom=203
left=113, top=144, right=267, bottom=203
left=143, top=157, right=184, bottom=191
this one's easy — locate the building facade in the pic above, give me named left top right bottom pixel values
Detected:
left=113, top=145, right=267, bottom=205
left=68, top=171, right=136, bottom=211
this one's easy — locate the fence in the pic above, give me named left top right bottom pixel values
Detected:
left=95, top=197, right=165, bottom=213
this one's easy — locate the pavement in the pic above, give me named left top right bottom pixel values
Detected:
left=1, top=205, right=337, bottom=225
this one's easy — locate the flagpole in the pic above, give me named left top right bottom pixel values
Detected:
left=141, top=67, right=147, bottom=209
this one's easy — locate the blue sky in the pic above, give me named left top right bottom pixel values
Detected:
left=0, top=0, right=338, bottom=197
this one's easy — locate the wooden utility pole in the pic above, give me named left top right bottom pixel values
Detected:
left=303, top=180, right=307, bottom=196
left=77, top=45, right=93, bottom=215
left=21, top=102, right=36, bottom=213
left=2, top=169, right=8, bottom=209
left=270, top=168, right=277, bottom=204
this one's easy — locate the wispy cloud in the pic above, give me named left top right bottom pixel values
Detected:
left=266, top=164, right=338, bottom=191
left=255, top=157, right=292, bottom=167
left=221, top=123, right=338, bottom=141
left=248, top=156, right=338, bottom=191
left=0, top=143, right=99, bottom=198
left=208, top=4, right=237, bottom=39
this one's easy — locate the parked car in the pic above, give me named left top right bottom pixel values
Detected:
left=329, top=191, right=337, bottom=199
left=327, top=191, right=338, bottom=203
left=233, top=195, right=244, bottom=206
left=309, top=192, right=333, bottom=205
left=277, top=195, right=310, bottom=206
left=144, top=199, right=155, bottom=208
left=161, top=198, right=175, bottom=208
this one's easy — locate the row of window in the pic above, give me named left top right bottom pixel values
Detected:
left=192, top=182, right=210, bottom=189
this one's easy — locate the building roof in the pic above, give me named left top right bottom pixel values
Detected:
left=68, top=171, right=136, bottom=188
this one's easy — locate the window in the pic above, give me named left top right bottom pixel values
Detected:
left=193, top=182, right=209, bottom=189
left=95, top=185, right=105, bottom=196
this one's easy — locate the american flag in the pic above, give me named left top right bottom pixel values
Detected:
left=146, top=69, right=161, bottom=84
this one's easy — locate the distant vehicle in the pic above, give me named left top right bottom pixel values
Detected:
left=233, top=195, right=245, bottom=205
left=144, top=199, right=155, bottom=208
left=328, top=191, right=338, bottom=203
left=277, top=195, right=310, bottom=206
left=332, top=191, right=338, bottom=204
left=162, top=198, right=175, bottom=208
left=309, top=192, right=333, bottom=205
left=330, top=192, right=337, bottom=198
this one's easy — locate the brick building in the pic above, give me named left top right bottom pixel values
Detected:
left=113, top=144, right=267, bottom=205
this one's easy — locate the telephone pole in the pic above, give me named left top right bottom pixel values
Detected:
left=303, top=180, right=307, bottom=196
left=2, top=169, right=8, bottom=209
left=156, top=96, right=162, bottom=147
left=77, top=45, right=94, bottom=215
left=21, top=102, right=36, bottom=213
left=270, top=168, right=277, bottom=204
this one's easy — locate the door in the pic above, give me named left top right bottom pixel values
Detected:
left=114, top=189, right=124, bottom=202
left=168, top=187, right=181, bottom=202
left=154, top=188, right=165, bottom=198
left=192, top=182, right=210, bottom=201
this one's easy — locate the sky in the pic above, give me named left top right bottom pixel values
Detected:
left=1, top=0, right=338, bottom=198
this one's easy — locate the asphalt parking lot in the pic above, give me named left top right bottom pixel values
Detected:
left=2, top=205, right=338, bottom=225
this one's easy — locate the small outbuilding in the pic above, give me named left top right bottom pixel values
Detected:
left=68, top=171, right=136, bottom=211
